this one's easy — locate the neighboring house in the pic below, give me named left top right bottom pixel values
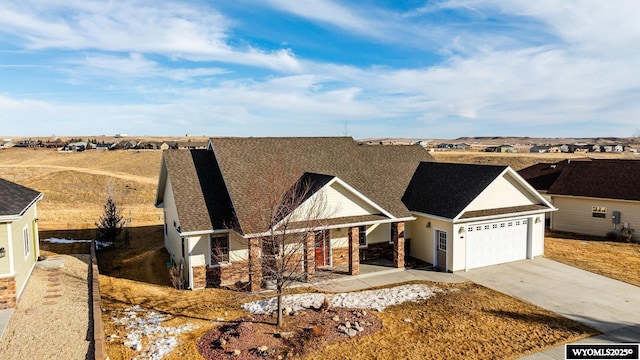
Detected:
left=519, top=159, right=640, bottom=241
left=155, top=137, right=554, bottom=291
left=62, top=142, right=87, bottom=152
left=0, top=179, right=42, bottom=309
left=530, top=145, right=550, bottom=153
left=485, top=144, right=516, bottom=153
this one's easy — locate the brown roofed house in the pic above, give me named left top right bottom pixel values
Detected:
left=156, top=137, right=554, bottom=290
left=520, top=159, right=640, bottom=241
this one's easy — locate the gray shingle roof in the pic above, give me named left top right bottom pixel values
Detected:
left=0, top=178, right=42, bottom=217
left=164, top=137, right=433, bottom=234
left=402, top=162, right=507, bottom=219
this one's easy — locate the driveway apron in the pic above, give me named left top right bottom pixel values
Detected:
left=457, top=258, right=640, bottom=339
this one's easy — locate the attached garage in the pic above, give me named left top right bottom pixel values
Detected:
left=465, top=218, right=529, bottom=270
left=403, top=162, right=555, bottom=272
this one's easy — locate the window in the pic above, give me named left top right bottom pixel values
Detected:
left=23, top=227, right=30, bottom=257
left=210, top=233, right=230, bottom=264
left=437, top=230, right=447, bottom=251
left=592, top=206, right=606, bottom=218
left=358, top=226, right=367, bottom=247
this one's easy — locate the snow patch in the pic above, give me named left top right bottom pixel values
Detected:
left=111, top=305, right=199, bottom=360
left=42, top=237, right=111, bottom=249
left=242, top=284, right=449, bottom=314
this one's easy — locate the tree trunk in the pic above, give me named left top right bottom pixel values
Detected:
left=276, top=286, right=283, bottom=327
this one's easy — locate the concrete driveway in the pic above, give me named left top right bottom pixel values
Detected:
left=457, top=258, right=640, bottom=342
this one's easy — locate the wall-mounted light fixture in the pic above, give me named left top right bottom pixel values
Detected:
left=535, top=217, right=541, bottom=224
left=458, top=227, right=465, bottom=234
left=34, top=218, right=39, bottom=223
left=0, top=247, right=5, bottom=258
left=426, top=222, right=431, bottom=228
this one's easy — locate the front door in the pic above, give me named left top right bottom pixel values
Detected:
left=315, top=230, right=331, bottom=267
left=436, top=230, right=447, bottom=270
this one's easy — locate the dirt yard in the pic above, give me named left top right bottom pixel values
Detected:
left=545, top=232, right=640, bottom=287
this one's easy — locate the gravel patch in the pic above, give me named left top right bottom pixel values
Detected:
left=0, top=255, right=91, bottom=359
left=242, top=284, right=449, bottom=314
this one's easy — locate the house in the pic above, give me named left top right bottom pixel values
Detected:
left=0, top=178, right=43, bottom=309
left=519, top=159, right=640, bottom=241
left=62, top=142, right=87, bottom=152
left=485, top=144, right=516, bottom=153
left=530, top=145, right=550, bottom=153
left=155, top=137, right=555, bottom=291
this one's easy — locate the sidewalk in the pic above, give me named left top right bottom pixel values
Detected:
left=310, top=266, right=465, bottom=292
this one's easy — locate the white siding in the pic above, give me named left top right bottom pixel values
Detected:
left=551, top=196, right=640, bottom=241
left=10, top=204, right=39, bottom=299
left=450, top=224, right=466, bottom=271
left=229, top=233, right=248, bottom=262
left=465, top=173, right=539, bottom=212
left=331, top=228, right=348, bottom=248
left=162, top=177, right=183, bottom=262
left=406, top=216, right=452, bottom=266
left=290, top=182, right=379, bottom=221
left=367, top=223, right=391, bottom=244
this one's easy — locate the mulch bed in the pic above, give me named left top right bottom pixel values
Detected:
left=197, top=307, right=383, bottom=359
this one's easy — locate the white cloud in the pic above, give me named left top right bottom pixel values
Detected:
left=0, top=0, right=302, bottom=72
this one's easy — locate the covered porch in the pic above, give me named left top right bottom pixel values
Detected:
left=247, top=219, right=408, bottom=292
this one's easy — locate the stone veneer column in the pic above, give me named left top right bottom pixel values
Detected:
left=304, top=233, right=315, bottom=282
left=392, top=222, right=405, bottom=268
left=248, top=237, right=262, bottom=292
left=348, top=227, right=360, bottom=275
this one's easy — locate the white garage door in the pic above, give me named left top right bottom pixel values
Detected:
left=465, top=218, right=529, bottom=270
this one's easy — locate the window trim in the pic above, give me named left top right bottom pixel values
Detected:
left=209, top=233, right=230, bottom=266
left=23, top=226, right=30, bottom=258
left=358, top=225, right=367, bottom=248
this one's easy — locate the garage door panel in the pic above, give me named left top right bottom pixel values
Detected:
left=466, top=218, right=528, bottom=270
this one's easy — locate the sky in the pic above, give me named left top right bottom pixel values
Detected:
left=1, top=0, right=639, bottom=139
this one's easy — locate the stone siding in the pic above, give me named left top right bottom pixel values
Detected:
left=0, top=276, right=17, bottom=309
left=332, top=247, right=349, bottom=267
left=205, top=261, right=249, bottom=288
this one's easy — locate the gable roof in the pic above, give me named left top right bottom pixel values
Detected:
left=0, top=178, right=42, bottom=218
left=540, top=160, right=640, bottom=201
left=402, top=162, right=507, bottom=219
left=161, top=137, right=433, bottom=235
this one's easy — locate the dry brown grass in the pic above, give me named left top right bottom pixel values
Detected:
left=305, top=282, right=594, bottom=360
left=97, top=230, right=595, bottom=360
left=545, top=233, right=640, bottom=287
left=0, top=148, right=162, bottom=228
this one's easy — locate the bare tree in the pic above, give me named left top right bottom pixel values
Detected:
left=634, top=128, right=640, bottom=144
left=247, top=164, right=330, bottom=327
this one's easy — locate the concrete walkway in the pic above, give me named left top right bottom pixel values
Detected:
left=457, top=258, right=640, bottom=359
left=311, top=265, right=465, bottom=292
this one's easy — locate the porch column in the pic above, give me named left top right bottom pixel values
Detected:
left=348, top=226, right=360, bottom=275
left=303, top=233, right=315, bottom=282
left=248, top=237, right=262, bottom=292
left=392, top=222, right=405, bottom=268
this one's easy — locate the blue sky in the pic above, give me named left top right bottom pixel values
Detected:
left=1, top=1, right=639, bottom=139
